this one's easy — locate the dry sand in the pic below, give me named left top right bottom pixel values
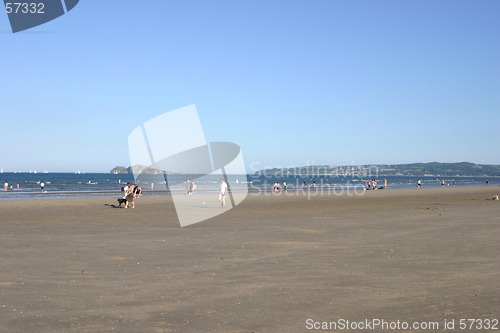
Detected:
left=0, top=186, right=499, bottom=332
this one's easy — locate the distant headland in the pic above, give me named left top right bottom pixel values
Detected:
left=110, top=165, right=172, bottom=175
left=254, top=162, right=500, bottom=177
left=111, top=162, right=500, bottom=177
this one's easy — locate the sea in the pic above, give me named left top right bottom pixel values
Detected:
left=0, top=172, right=497, bottom=200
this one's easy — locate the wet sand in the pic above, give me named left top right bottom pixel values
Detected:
left=1, top=186, right=499, bottom=332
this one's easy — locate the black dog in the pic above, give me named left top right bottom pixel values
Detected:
left=117, top=198, right=127, bottom=207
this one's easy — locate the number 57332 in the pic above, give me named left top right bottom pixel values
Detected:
left=459, top=319, right=499, bottom=330
left=5, top=3, right=45, bottom=14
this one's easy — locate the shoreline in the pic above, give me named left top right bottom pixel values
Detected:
left=1, top=183, right=498, bottom=201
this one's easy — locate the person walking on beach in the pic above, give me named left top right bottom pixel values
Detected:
left=384, top=179, right=388, bottom=189
left=441, top=180, right=446, bottom=187
left=185, top=179, right=191, bottom=195
left=219, top=178, right=228, bottom=208
left=3, top=181, right=8, bottom=191
left=417, top=179, right=422, bottom=188
left=283, top=181, right=287, bottom=192
left=40, top=181, right=45, bottom=192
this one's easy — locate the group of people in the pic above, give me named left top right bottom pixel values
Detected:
left=441, top=180, right=457, bottom=187
left=187, top=178, right=229, bottom=209
left=421, top=179, right=457, bottom=188
left=120, top=182, right=142, bottom=208
left=3, top=181, right=19, bottom=191
left=273, top=179, right=334, bottom=192
left=365, top=179, right=387, bottom=190
left=118, top=178, right=229, bottom=209
left=3, top=181, right=36, bottom=192
left=272, top=181, right=289, bottom=192
left=188, top=178, right=229, bottom=208
left=184, top=177, right=229, bottom=208
left=185, top=180, right=196, bottom=195
left=301, top=181, right=316, bottom=188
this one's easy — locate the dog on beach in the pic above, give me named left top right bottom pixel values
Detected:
left=117, top=198, right=127, bottom=207
left=492, top=196, right=499, bottom=201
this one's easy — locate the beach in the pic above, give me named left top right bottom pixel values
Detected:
left=1, top=186, right=499, bottom=332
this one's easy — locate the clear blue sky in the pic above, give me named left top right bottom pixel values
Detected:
left=1, top=0, right=498, bottom=173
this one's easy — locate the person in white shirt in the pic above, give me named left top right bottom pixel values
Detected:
left=122, top=183, right=130, bottom=198
left=219, top=178, right=228, bottom=208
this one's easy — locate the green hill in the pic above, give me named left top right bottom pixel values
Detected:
left=255, top=162, right=500, bottom=177
left=110, top=165, right=168, bottom=174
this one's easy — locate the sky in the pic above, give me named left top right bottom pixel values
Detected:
left=1, top=0, right=498, bottom=173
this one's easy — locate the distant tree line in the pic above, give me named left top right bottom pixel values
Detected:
left=255, top=162, right=500, bottom=177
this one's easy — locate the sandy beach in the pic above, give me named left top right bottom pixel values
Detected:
left=1, top=186, right=499, bottom=332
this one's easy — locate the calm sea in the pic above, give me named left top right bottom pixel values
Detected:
left=0, top=172, right=497, bottom=200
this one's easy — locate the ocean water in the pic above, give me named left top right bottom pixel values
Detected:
left=0, top=172, right=497, bottom=200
